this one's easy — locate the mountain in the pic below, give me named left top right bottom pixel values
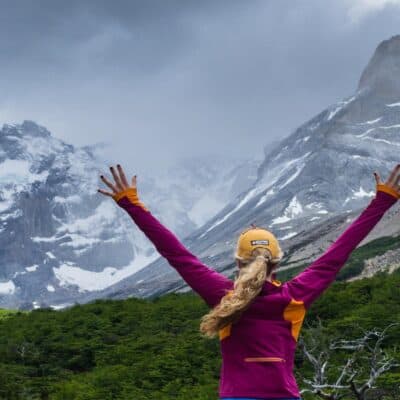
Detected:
left=83, top=35, right=400, bottom=302
left=0, top=123, right=258, bottom=309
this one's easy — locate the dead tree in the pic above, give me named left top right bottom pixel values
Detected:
left=298, top=322, right=399, bottom=400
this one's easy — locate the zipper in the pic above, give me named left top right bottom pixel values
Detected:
left=244, top=357, right=286, bottom=362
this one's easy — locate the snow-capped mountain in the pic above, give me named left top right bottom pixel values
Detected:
left=0, top=122, right=259, bottom=309
left=83, top=35, right=400, bottom=302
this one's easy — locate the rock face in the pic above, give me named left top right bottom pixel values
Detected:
left=358, top=35, right=400, bottom=99
left=81, top=35, right=400, bottom=303
left=0, top=122, right=258, bottom=309
left=349, top=248, right=400, bottom=281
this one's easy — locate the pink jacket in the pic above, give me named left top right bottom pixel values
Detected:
left=114, top=184, right=398, bottom=399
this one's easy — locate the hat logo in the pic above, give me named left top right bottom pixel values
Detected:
left=250, top=240, right=269, bottom=245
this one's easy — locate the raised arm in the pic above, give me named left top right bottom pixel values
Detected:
left=98, top=165, right=233, bottom=307
left=286, top=166, right=400, bottom=308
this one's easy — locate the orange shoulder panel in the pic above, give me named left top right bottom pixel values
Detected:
left=219, top=323, right=232, bottom=340
left=283, top=299, right=306, bottom=342
left=219, top=291, right=234, bottom=340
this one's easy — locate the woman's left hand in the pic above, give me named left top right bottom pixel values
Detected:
left=374, top=164, right=400, bottom=196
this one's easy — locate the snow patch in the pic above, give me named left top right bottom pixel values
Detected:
left=352, top=186, right=374, bottom=199
left=271, top=196, right=303, bottom=226
left=355, top=128, right=375, bottom=138
left=378, top=124, right=400, bottom=129
left=0, top=159, right=49, bottom=212
left=0, top=209, right=22, bottom=220
left=357, top=117, right=382, bottom=125
left=256, top=188, right=275, bottom=207
left=278, top=164, right=305, bottom=190
left=54, top=195, right=81, bottom=204
left=53, top=252, right=159, bottom=292
left=361, top=137, right=400, bottom=146
left=305, top=202, right=324, bottom=210
left=386, top=102, right=400, bottom=107
left=26, top=265, right=39, bottom=272
left=278, top=232, right=297, bottom=240
left=271, top=215, right=291, bottom=225
left=54, top=201, right=120, bottom=251
left=0, top=159, right=48, bottom=185
left=327, top=96, right=356, bottom=120
left=32, top=236, right=57, bottom=243
left=201, top=152, right=313, bottom=237
left=60, top=234, right=100, bottom=249
left=200, top=187, right=257, bottom=237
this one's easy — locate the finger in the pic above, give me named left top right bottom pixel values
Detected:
left=131, top=174, right=137, bottom=188
left=396, top=172, right=400, bottom=186
left=100, top=174, right=118, bottom=193
left=117, top=164, right=129, bottom=188
left=97, top=189, right=114, bottom=197
left=373, top=171, right=382, bottom=185
left=386, top=164, right=400, bottom=186
left=110, top=166, right=124, bottom=191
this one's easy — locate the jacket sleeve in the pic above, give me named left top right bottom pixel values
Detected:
left=286, top=184, right=399, bottom=308
left=112, top=188, right=233, bottom=307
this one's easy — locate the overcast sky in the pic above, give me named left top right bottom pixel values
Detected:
left=1, top=0, right=400, bottom=174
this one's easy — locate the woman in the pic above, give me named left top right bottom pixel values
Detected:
left=98, top=163, right=400, bottom=400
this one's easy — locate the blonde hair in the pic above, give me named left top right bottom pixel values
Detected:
left=200, top=247, right=277, bottom=338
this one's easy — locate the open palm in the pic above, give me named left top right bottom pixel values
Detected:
left=98, top=164, right=137, bottom=198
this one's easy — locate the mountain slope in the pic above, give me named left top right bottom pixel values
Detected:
left=85, top=35, right=400, bottom=302
left=0, top=122, right=258, bottom=309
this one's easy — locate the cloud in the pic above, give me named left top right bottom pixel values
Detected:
left=0, top=1, right=400, bottom=174
left=343, top=0, right=400, bottom=23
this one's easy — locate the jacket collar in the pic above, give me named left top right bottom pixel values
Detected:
left=259, top=279, right=282, bottom=295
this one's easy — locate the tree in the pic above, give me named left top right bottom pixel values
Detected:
left=299, top=322, right=399, bottom=400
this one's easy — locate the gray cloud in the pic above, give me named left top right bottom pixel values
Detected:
left=0, top=0, right=400, bottom=174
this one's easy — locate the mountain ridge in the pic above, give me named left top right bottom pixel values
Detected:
left=80, top=35, right=400, bottom=303
left=0, top=122, right=258, bottom=309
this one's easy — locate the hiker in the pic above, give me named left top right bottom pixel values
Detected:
left=98, top=163, right=400, bottom=400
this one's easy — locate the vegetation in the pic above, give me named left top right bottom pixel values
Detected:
left=0, top=269, right=398, bottom=399
left=337, top=234, right=400, bottom=280
left=0, top=309, right=20, bottom=320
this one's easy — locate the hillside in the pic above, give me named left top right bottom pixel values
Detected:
left=87, top=35, right=400, bottom=302
left=0, top=270, right=399, bottom=399
left=0, top=121, right=258, bottom=309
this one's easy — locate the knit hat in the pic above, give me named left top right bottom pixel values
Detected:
left=235, top=224, right=283, bottom=264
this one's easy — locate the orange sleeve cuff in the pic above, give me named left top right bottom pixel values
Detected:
left=376, top=183, right=400, bottom=200
left=112, top=188, right=149, bottom=211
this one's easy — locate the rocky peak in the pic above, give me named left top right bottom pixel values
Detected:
left=1, top=120, right=51, bottom=139
left=358, top=35, right=400, bottom=99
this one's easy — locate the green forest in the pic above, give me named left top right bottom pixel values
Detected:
left=0, top=267, right=399, bottom=400
left=0, top=236, right=400, bottom=400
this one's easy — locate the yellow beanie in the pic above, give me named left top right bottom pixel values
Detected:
left=235, top=225, right=283, bottom=264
